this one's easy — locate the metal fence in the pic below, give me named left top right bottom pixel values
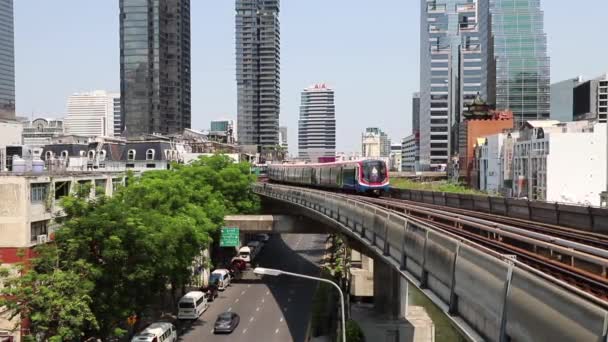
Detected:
left=388, top=188, right=608, bottom=235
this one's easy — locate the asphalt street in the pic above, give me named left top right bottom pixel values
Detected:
left=179, top=233, right=326, bottom=342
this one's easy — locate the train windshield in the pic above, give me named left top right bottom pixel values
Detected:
left=362, top=161, right=387, bottom=184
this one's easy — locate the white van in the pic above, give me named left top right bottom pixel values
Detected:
left=131, top=322, right=177, bottom=342
left=209, top=269, right=231, bottom=290
left=238, top=246, right=252, bottom=263
left=178, top=291, right=208, bottom=320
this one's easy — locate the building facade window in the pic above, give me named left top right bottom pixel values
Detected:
left=128, top=149, right=136, bottom=160
left=99, top=150, right=107, bottom=161
left=146, top=149, right=155, bottom=160
left=31, top=183, right=49, bottom=202
left=61, top=150, right=68, bottom=159
left=30, top=220, right=49, bottom=242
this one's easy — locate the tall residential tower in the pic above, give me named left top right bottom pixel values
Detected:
left=236, top=0, right=280, bottom=153
left=480, top=0, right=550, bottom=125
left=298, top=84, right=336, bottom=162
left=119, top=0, right=191, bottom=136
left=420, top=0, right=482, bottom=170
left=0, top=0, right=15, bottom=120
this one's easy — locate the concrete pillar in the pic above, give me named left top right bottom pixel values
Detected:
left=373, top=257, right=402, bottom=319
left=370, top=258, right=435, bottom=342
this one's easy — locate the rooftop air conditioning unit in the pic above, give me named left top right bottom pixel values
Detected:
left=37, top=234, right=48, bottom=244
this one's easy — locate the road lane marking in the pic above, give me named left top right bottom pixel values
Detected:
left=280, top=317, right=284, bottom=322
left=261, top=298, right=265, bottom=303
left=275, top=328, right=280, bottom=334
left=228, top=307, right=232, bottom=312
left=256, top=307, right=260, bottom=312
left=250, top=316, right=255, bottom=322
left=248, top=284, right=251, bottom=288
left=241, top=290, right=246, bottom=295
left=235, top=298, right=240, bottom=303
left=266, top=290, right=270, bottom=295
left=243, top=328, right=248, bottom=334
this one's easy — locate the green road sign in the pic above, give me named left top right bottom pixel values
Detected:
left=220, top=227, right=240, bottom=247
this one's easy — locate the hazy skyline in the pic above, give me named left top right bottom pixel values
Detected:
left=13, top=0, right=608, bottom=152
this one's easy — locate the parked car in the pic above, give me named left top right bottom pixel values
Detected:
left=131, top=322, right=177, bottom=342
left=209, top=269, right=231, bottom=290
left=200, top=284, right=219, bottom=302
left=227, top=264, right=242, bottom=281
left=177, top=291, right=208, bottom=320
left=214, top=312, right=240, bottom=334
left=231, top=258, right=247, bottom=271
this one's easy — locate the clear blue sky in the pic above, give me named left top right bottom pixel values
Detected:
left=13, top=1, right=608, bottom=152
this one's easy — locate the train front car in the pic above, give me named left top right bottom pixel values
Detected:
left=357, top=160, right=389, bottom=195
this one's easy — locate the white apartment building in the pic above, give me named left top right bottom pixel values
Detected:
left=510, top=121, right=606, bottom=205
left=478, top=132, right=519, bottom=194
left=0, top=172, right=125, bottom=339
left=361, top=127, right=390, bottom=158
left=64, top=90, right=119, bottom=137
left=389, top=144, right=402, bottom=172
left=298, top=84, right=336, bottom=162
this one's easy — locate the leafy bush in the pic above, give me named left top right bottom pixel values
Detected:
left=391, top=178, right=487, bottom=195
left=345, top=319, right=365, bottom=342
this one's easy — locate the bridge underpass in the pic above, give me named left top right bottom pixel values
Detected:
left=249, top=183, right=608, bottom=342
left=225, top=209, right=436, bottom=341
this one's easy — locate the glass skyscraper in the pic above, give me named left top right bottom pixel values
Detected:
left=420, top=0, right=482, bottom=170
left=119, top=0, right=191, bottom=136
left=480, top=0, right=550, bottom=126
left=0, top=0, right=15, bottom=120
left=236, top=0, right=280, bottom=153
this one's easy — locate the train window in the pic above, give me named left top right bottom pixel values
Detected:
left=362, top=161, right=387, bottom=184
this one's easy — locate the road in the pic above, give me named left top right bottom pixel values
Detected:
left=179, top=233, right=327, bottom=342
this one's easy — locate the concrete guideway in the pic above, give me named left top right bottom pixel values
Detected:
left=253, top=183, right=608, bottom=342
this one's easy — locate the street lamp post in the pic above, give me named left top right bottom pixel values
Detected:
left=254, top=267, right=346, bottom=342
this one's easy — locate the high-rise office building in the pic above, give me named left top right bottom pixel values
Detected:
left=210, top=119, right=236, bottom=143
left=480, top=0, right=550, bottom=126
left=298, top=84, right=335, bottom=162
left=236, top=0, right=280, bottom=153
left=112, top=96, right=122, bottom=136
left=0, top=0, right=15, bottom=120
left=412, top=92, right=421, bottom=135
left=574, top=74, right=608, bottom=123
left=279, top=126, right=288, bottom=151
left=210, top=119, right=234, bottom=133
left=64, top=91, right=119, bottom=137
left=119, top=0, right=191, bottom=136
left=403, top=92, right=422, bottom=172
left=551, top=77, right=584, bottom=122
left=420, top=0, right=482, bottom=170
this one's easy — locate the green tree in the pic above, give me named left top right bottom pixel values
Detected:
left=0, top=246, right=98, bottom=341
left=2, top=154, right=259, bottom=339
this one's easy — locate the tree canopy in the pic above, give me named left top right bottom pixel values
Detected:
left=0, top=155, right=259, bottom=340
